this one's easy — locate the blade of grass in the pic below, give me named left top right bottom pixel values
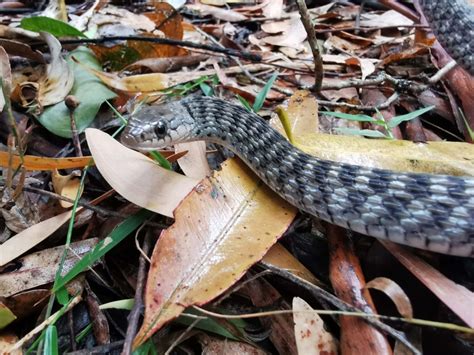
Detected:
left=52, top=209, right=152, bottom=293
left=322, top=111, right=376, bottom=122
left=43, top=325, right=58, bottom=355
left=387, top=106, right=434, bottom=128
left=335, top=127, right=388, bottom=138
left=253, top=72, right=278, bottom=112
left=149, top=151, right=172, bottom=170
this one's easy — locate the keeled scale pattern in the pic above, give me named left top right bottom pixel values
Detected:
left=420, top=0, right=474, bottom=74
left=171, top=97, right=474, bottom=257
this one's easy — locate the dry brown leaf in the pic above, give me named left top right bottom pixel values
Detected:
left=36, top=32, right=74, bottom=107
left=262, top=0, right=283, bottom=18
left=0, top=208, right=80, bottom=266
left=0, top=151, right=92, bottom=171
left=270, top=90, right=319, bottom=137
left=365, top=277, right=413, bottom=319
left=52, top=169, right=83, bottom=208
left=261, top=243, right=323, bottom=287
left=186, top=3, right=247, bottom=22
left=197, top=333, right=267, bottom=354
left=133, top=158, right=296, bottom=348
left=381, top=242, right=474, bottom=328
left=175, top=141, right=211, bottom=180
left=0, top=239, right=98, bottom=297
left=359, top=10, right=413, bottom=28
left=86, top=128, right=199, bottom=217
left=0, top=333, right=21, bottom=355
left=293, top=297, right=339, bottom=355
left=262, top=15, right=306, bottom=48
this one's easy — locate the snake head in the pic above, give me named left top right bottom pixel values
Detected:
left=121, top=101, right=197, bottom=151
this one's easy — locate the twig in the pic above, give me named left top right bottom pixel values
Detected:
left=262, top=263, right=421, bottom=355
left=20, top=185, right=167, bottom=228
left=295, top=0, right=323, bottom=92
left=428, top=60, right=458, bottom=85
left=194, top=27, right=293, bottom=96
left=122, top=229, right=152, bottom=355
left=33, top=36, right=261, bottom=62
left=9, top=295, right=82, bottom=352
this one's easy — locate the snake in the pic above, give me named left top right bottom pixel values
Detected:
left=120, top=0, right=474, bottom=257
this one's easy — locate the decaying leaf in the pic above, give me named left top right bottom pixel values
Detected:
left=381, top=242, right=474, bottom=328
left=293, top=297, right=339, bottom=355
left=0, top=238, right=98, bottom=297
left=51, top=169, right=83, bottom=208
left=133, top=158, right=296, bottom=347
left=365, top=277, right=413, bottom=319
left=0, top=208, right=80, bottom=266
left=36, top=32, right=74, bottom=107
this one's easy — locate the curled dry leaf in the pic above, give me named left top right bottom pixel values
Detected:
left=381, top=241, right=474, bottom=328
left=85, top=128, right=199, bottom=218
left=133, top=158, right=296, bottom=348
left=36, top=32, right=74, bottom=107
left=186, top=4, right=248, bottom=22
left=365, top=277, right=413, bottom=319
left=293, top=297, right=339, bottom=355
left=51, top=169, right=83, bottom=208
left=0, top=238, right=98, bottom=297
left=175, top=141, right=211, bottom=180
left=0, top=208, right=80, bottom=266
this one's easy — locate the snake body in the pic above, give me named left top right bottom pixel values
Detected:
left=419, top=0, right=474, bottom=74
left=120, top=1, right=474, bottom=256
left=122, top=97, right=474, bottom=257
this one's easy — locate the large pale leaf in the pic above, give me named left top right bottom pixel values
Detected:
left=38, top=47, right=116, bottom=138
left=0, top=209, right=80, bottom=266
left=133, top=158, right=296, bottom=348
left=295, top=133, right=474, bottom=175
left=86, top=129, right=199, bottom=217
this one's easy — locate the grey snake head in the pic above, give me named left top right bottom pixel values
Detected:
left=121, top=101, right=198, bottom=151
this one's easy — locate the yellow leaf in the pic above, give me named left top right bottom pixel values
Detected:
left=133, top=158, right=296, bottom=348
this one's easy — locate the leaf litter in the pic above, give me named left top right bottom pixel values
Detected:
left=0, top=1, right=473, bottom=354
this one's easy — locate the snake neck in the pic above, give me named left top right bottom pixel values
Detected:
left=182, top=96, right=296, bottom=164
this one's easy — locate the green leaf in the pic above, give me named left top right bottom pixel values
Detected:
left=133, top=339, right=158, bottom=355
left=38, top=47, right=116, bottom=138
left=0, top=303, right=17, bottom=329
left=253, top=72, right=278, bottom=112
left=100, top=299, right=135, bottom=311
left=44, top=325, right=58, bottom=355
left=200, top=82, right=214, bottom=96
left=52, top=210, right=151, bottom=292
left=21, top=16, right=86, bottom=38
left=322, top=111, right=376, bottom=122
left=176, top=309, right=247, bottom=341
left=335, top=127, right=388, bottom=138
left=149, top=151, right=172, bottom=170
left=387, top=106, right=434, bottom=128
left=236, top=94, right=252, bottom=112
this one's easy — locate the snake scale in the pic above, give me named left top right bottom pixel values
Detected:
left=121, top=1, right=474, bottom=257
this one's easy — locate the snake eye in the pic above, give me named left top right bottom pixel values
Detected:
left=154, top=121, right=167, bottom=137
